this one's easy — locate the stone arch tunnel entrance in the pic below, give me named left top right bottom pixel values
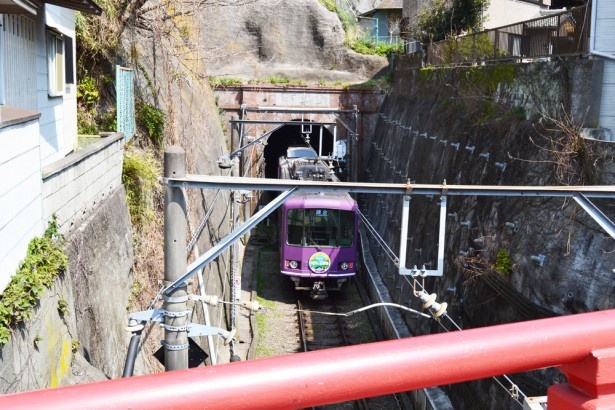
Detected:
left=263, top=121, right=334, bottom=180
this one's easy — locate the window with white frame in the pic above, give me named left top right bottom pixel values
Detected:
left=47, top=29, right=64, bottom=96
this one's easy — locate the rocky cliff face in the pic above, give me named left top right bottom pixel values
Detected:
left=198, top=0, right=388, bottom=82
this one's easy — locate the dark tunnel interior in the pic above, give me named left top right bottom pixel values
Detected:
left=263, top=122, right=334, bottom=180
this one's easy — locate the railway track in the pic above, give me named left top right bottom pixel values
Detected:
left=254, top=247, right=404, bottom=409
left=296, top=282, right=403, bottom=410
left=297, top=295, right=369, bottom=410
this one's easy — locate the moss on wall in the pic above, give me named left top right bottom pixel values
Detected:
left=365, top=57, right=615, bottom=408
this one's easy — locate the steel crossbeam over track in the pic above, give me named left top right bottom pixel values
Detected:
left=161, top=175, right=615, bottom=295
left=164, top=175, right=615, bottom=198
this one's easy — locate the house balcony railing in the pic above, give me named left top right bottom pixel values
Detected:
left=426, top=5, right=590, bottom=66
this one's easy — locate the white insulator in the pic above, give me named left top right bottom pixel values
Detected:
left=241, top=300, right=261, bottom=312
left=223, top=328, right=236, bottom=346
left=125, top=322, right=144, bottom=333
left=205, top=295, right=219, bottom=306
left=431, top=302, right=448, bottom=318
left=189, top=294, right=219, bottom=306
left=419, top=292, right=437, bottom=309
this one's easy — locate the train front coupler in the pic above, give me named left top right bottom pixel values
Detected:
left=310, top=281, right=328, bottom=300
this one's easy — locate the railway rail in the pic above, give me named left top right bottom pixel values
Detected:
left=254, top=242, right=403, bottom=409
left=296, top=281, right=403, bottom=409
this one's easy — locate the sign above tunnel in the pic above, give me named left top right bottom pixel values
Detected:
left=275, top=92, right=330, bottom=107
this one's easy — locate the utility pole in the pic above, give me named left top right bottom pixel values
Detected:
left=163, top=146, right=189, bottom=370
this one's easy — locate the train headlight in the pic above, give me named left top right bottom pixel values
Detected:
left=289, top=260, right=299, bottom=269
left=340, top=262, right=349, bottom=271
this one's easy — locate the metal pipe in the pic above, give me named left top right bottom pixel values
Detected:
left=121, top=334, right=141, bottom=378
left=164, top=188, right=298, bottom=295
left=3, top=309, right=615, bottom=409
left=229, top=120, right=336, bottom=126
left=318, top=125, right=323, bottom=157
left=163, top=175, right=615, bottom=199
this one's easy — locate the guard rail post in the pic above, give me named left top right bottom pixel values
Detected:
left=547, top=347, right=615, bottom=409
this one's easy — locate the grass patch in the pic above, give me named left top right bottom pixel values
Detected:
left=122, top=145, right=161, bottom=228
left=209, top=77, right=243, bottom=87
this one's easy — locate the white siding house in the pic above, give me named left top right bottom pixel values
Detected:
left=0, top=0, right=101, bottom=292
left=483, top=0, right=551, bottom=30
left=592, top=0, right=615, bottom=135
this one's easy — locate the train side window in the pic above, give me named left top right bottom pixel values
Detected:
left=286, top=210, right=304, bottom=246
left=338, top=211, right=355, bottom=247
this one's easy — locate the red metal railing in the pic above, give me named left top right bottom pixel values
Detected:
left=1, top=309, right=615, bottom=409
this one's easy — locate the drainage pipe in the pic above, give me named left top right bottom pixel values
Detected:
left=1, top=309, right=614, bottom=409
left=121, top=333, right=141, bottom=378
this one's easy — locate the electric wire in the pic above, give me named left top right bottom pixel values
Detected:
left=361, top=218, right=528, bottom=407
left=186, top=189, right=223, bottom=253
left=358, top=209, right=399, bottom=266
left=298, top=302, right=432, bottom=319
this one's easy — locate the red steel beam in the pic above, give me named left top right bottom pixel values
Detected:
left=2, top=309, right=615, bottom=409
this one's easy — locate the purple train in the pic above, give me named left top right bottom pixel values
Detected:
left=278, top=146, right=359, bottom=299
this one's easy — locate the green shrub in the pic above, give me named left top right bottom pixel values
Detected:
left=136, top=103, right=165, bottom=148
left=350, top=38, right=404, bottom=56
left=493, top=248, right=513, bottom=276
left=318, top=0, right=335, bottom=11
left=77, top=75, right=99, bottom=107
left=443, top=33, right=507, bottom=64
left=122, top=147, right=161, bottom=228
left=99, top=108, right=117, bottom=132
left=77, top=113, right=98, bottom=135
left=0, top=216, right=67, bottom=346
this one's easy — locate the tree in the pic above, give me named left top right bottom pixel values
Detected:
left=415, top=0, right=489, bottom=43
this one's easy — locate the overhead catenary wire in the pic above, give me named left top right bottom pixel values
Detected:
left=358, top=209, right=399, bottom=266
left=186, top=189, right=223, bottom=253
left=360, top=218, right=528, bottom=407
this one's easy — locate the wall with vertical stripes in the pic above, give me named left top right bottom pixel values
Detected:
left=0, top=118, right=43, bottom=292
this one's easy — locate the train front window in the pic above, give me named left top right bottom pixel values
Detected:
left=286, top=209, right=354, bottom=247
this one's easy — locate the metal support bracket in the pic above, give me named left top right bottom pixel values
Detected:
left=129, top=308, right=192, bottom=323
left=164, top=188, right=298, bottom=295
left=129, top=308, right=165, bottom=323
left=573, top=193, right=615, bottom=239
left=399, top=195, right=447, bottom=276
left=188, top=324, right=236, bottom=345
left=163, top=342, right=189, bottom=351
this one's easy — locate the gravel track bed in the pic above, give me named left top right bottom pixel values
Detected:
left=252, top=245, right=402, bottom=409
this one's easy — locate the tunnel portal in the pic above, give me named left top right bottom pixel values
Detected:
left=263, top=121, right=334, bottom=180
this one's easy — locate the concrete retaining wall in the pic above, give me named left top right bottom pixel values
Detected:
left=41, top=132, right=124, bottom=235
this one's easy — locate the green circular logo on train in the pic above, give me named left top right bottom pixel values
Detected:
left=308, top=252, right=331, bottom=273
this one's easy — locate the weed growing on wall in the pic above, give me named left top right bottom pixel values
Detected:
left=209, top=77, right=243, bottom=88
left=510, top=105, right=593, bottom=186
left=122, top=146, right=161, bottom=229
left=493, top=249, right=513, bottom=276
left=121, top=144, right=164, bottom=317
left=0, top=216, right=67, bottom=346
left=136, top=103, right=166, bottom=148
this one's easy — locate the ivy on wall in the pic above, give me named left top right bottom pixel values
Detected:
left=0, top=216, right=67, bottom=346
